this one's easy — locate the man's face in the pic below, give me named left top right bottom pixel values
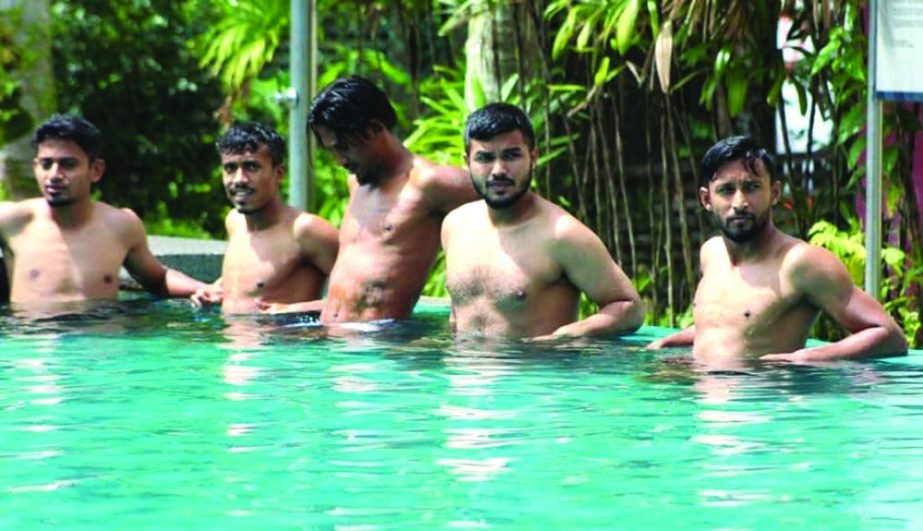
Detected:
left=465, top=130, right=535, bottom=209
left=700, top=158, right=780, bottom=244
left=33, top=139, right=103, bottom=207
left=315, top=125, right=379, bottom=185
left=221, top=145, right=283, bottom=214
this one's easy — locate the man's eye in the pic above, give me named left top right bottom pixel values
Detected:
left=474, top=154, right=494, bottom=163
left=243, top=162, right=260, bottom=171
left=223, top=164, right=238, bottom=173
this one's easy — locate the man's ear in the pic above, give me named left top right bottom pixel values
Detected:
left=530, top=148, right=538, bottom=170
left=90, top=158, right=105, bottom=183
left=699, top=186, right=711, bottom=210
left=275, top=164, right=286, bottom=184
left=770, top=180, right=782, bottom=206
left=367, top=120, right=384, bottom=135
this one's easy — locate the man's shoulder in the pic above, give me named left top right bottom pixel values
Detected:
left=780, top=237, right=842, bottom=275
left=444, top=199, right=484, bottom=225
left=96, top=201, right=143, bottom=224
left=0, top=199, right=40, bottom=234
left=410, top=156, right=466, bottom=187
left=291, top=208, right=335, bottom=236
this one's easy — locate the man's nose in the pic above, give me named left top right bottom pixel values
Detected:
left=731, top=190, right=749, bottom=210
left=47, top=162, right=65, bottom=179
left=490, top=159, right=507, bottom=176
left=230, top=167, right=249, bottom=183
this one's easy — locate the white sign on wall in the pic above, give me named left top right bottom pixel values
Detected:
left=876, top=0, right=923, bottom=100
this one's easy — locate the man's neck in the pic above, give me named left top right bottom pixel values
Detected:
left=48, top=199, right=94, bottom=229
left=724, top=222, right=780, bottom=264
left=488, top=192, right=537, bottom=227
left=244, top=198, right=286, bottom=231
left=367, top=135, right=414, bottom=187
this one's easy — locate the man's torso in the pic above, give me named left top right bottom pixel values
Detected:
left=322, top=170, right=442, bottom=322
left=692, top=237, right=818, bottom=362
left=221, top=211, right=325, bottom=313
left=445, top=201, right=579, bottom=336
left=2, top=201, right=131, bottom=304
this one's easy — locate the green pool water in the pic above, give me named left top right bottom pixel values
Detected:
left=1, top=300, right=921, bottom=529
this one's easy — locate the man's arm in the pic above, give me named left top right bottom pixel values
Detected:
left=120, top=209, right=206, bottom=297
left=647, top=326, right=696, bottom=349
left=548, top=217, right=644, bottom=337
left=416, top=161, right=480, bottom=215
left=761, top=245, right=907, bottom=362
left=294, top=213, right=339, bottom=274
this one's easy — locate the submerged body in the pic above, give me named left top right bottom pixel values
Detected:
left=192, top=125, right=338, bottom=314
left=444, top=195, right=641, bottom=337
left=1, top=126, right=204, bottom=309
left=321, top=156, right=470, bottom=322
left=218, top=207, right=335, bottom=314
left=1, top=198, right=168, bottom=304
left=649, top=137, right=906, bottom=363
left=307, top=78, right=477, bottom=324
left=444, top=106, right=642, bottom=338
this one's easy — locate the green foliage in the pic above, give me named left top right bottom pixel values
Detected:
left=0, top=6, right=33, bottom=145
left=196, top=0, right=287, bottom=90
left=51, top=0, right=227, bottom=236
left=808, top=220, right=920, bottom=345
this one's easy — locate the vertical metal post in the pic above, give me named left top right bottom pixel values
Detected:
left=289, top=0, right=316, bottom=212
left=865, top=0, right=882, bottom=298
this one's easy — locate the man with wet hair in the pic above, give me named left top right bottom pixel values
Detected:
left=649, top=135, right=907, bottom=363
left=442, top=102, right=643, bottom=337
left=301, top=75, right=479, bottom=323
left=191, top=122, right=338, bottom=313
left=0, top=114, right=206, bottom=307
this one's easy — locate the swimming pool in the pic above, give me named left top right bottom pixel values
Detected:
left=2, top=300, right=921, bottom=528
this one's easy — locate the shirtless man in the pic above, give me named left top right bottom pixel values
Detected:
left=0, top=114, right=205, bottom=307
left=442, top=103, right=643, bottom=338
left=190, top=122, right=338, bottom=313
left=649, top=136, right=907, bottom=363
left=306, top=76, right=479, bottom=323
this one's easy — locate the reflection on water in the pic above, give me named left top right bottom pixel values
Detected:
left=0, top=299, right=922, bottom=528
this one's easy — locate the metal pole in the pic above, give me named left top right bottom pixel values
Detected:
left=865, top=0, right=882, bottom=298
left=289, top=0, right=316, bottom=212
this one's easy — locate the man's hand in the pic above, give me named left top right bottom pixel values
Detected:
left=191, top=284, right=223, bottom=307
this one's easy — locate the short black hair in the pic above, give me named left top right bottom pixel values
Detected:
left=216, top=122, right=286, bottom=166
left=308, top=76, right=397, bottom=144
left=700, top=136, right=774, bottom=188
left=464, top=102, right=535, bottom=153
left=31, top=114, right=103, bottom=161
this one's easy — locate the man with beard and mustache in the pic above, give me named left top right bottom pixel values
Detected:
left=0, top=114, right=206, bottom=307
left=190, top=122, right=339, bottom=313
left=441, top=103, right=643, bottom=338
left=649, top=136, right=906, bottom=363
left=291, top=76, right=479, bottom=323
